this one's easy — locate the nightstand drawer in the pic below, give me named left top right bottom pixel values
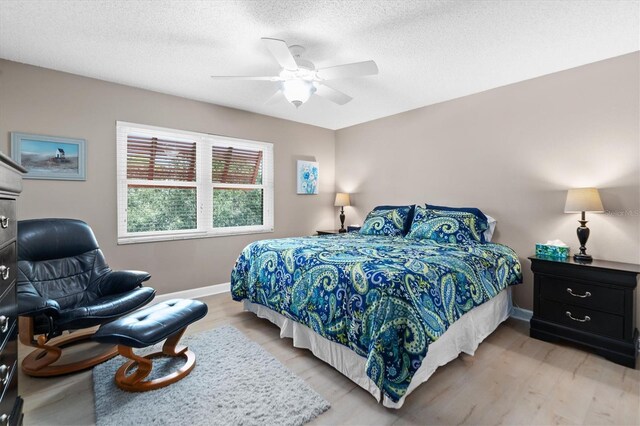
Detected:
left=539, top=276, right=624, bottom=314
left=539, top=300, right=623, bottom=340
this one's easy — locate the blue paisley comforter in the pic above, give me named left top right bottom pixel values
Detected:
left=231, top=233, right=522, bottom=402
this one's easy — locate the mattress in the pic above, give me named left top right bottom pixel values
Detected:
left=243, top=289, right=511, bottom=409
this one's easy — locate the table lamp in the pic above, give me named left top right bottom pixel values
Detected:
left=564, top=188, right=604, bottom=262
left=334, top=193, right=351, bottom=233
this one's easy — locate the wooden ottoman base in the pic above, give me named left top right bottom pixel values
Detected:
left=114, top=327, right=195, bottom=392
left=93, top=299, right=209, bottom=392
left=20, top=317, right=118, bottom=377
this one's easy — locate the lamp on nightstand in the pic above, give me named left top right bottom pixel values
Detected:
left=564, top=187, right=604, bottom=262
left=334, top=193, right=351, bottom=233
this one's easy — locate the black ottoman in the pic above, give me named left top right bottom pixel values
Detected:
left=94, top=299, right=208, bottom=392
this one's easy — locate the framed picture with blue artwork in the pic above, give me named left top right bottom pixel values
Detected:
left=11, top=132, right=86, bottom=180
left=297, top=160, right=319, bottom=194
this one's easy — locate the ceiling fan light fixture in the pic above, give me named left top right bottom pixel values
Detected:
left=282, top=79, right=316, bottom=108
left=211, top=38, right=378, bottom=108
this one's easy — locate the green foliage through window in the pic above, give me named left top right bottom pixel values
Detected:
left=213, top=189, right=263, bottom=228
left=127, top=187, right=196, bottom=232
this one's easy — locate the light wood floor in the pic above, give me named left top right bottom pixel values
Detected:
left=19, top=293, right=640, bottom=425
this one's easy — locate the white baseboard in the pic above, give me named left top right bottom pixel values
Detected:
left=152, top=282, right=230, bottom=304
left=510, top=307, right=533, bottom=322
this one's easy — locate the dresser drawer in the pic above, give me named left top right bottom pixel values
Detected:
left=0, top=288, right=16, bottom=351
left=0, top=358, right=17, bottom=426
left=539, top=299, right=624, bottom=340
left=539, top=275, right=624, bottom=314
left=0, top=327, right=16, bottom=407
left=0, top=244, right=15, bottom=297
left=0, top=201, right=15, bottom=248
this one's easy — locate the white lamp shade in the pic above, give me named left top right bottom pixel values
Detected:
left=282, top=80, right=316, bottom=107
left=564, top=188, right=604, bottom=213
left=334, top=192, right=351, bottom=207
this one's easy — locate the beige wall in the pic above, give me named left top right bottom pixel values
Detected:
left=335, top=52, right=640, bottom=319
left=0, top=59, right=336, bottom=295
left=1, top=53, right=638, bottom=317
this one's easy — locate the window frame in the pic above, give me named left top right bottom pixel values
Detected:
left=117, top=121, right=274, bottom=244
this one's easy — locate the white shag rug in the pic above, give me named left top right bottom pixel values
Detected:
left=93, top=325, right=330, bottom=426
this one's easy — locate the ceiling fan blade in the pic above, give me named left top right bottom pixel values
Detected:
left=261, top=38, right=299, bottom=71
left=315, top=83, right=353, bottom=105
left=316, top=60, right=378, bottom=80
left=210, top=75, right=281, bottom=81
left=264, top=89, right=285, bottom=105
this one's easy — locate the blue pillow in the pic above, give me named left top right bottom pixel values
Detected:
left=425, top=204, right=489, bottom=243
left=373, top=204, right=415, bottom=235
left=360, top=207, right=411, bottom=236
left=407, top=206, right=488, bottom=244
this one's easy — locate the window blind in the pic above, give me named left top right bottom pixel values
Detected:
left=127, top=136, right=197, bottom=182
left=212, top=146, right=263, bottom=184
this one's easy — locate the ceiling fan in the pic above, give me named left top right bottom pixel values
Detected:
left=211, top=38, right=378, bottom=108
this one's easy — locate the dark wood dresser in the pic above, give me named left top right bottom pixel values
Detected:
left=0, top=153, right=25, bottom=426
left=529, top=255, right=639, bottom=368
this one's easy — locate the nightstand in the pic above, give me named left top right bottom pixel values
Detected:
left=316, top=230, right=342, bottom=235
left=529, top=255, right=639, bottom=368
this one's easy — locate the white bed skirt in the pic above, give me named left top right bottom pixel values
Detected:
left=243, top=289, right=511, bottom=409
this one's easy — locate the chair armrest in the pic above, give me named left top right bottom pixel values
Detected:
left=18, top=291, right=60, bottom=317
left=98, top=270, right=151, bottom=296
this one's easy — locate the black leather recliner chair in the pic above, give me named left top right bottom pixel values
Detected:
left=17, top=218, right=156, bottom=376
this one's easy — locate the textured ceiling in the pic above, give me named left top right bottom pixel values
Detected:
left=0, top=0, right=638, bottom=130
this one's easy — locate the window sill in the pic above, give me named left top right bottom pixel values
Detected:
left=117, top=228, right=274, bottom=245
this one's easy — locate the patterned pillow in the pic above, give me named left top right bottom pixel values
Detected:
left=359, top=207, right=411, bottom=236
left=373, top=205, right=415, bottom=235
left=406, top=206, right=488, bottom=244
left=425, top=204, right=492, bottom=242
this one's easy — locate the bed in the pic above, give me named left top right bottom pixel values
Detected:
left=231, top=218, right=522, bottom=407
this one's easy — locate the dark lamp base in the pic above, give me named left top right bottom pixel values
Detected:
left=574, top=215, right=593, bottom=263
left=338, top=229, right=347, bottom=233
left=573, top=253, right=593, bottom=262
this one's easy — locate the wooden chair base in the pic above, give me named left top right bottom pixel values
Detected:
left=20, top=326, right=118, bottom=377
left=114, top=327, right=195, bottom=392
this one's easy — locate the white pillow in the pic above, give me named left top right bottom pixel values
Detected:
left=484, top=215, right=497, bottom=242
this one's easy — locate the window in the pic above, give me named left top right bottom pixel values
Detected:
left=117, top=122, right=273, bottom=244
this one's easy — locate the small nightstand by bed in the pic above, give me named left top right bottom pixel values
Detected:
left=317, top=226, right=360, bottom=235
left=529, top=255, right=639, bottom=368
left=316, top=230, right=342, bottom=235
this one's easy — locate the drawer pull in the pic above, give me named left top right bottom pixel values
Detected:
left=0, top=265, right=11, bottom=281
left=0, top=216, right=8, bottom=229
left=566, top=288, right=591, bottom=298
left=0, top=364, right=10, bottom=386
left=0, top=413, right=9, bottom=426
left=0, top=316, right=9, bottom=333
left=566, top=311, right=591, bottom=323
left=0, top=266, right=8, bottom=281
